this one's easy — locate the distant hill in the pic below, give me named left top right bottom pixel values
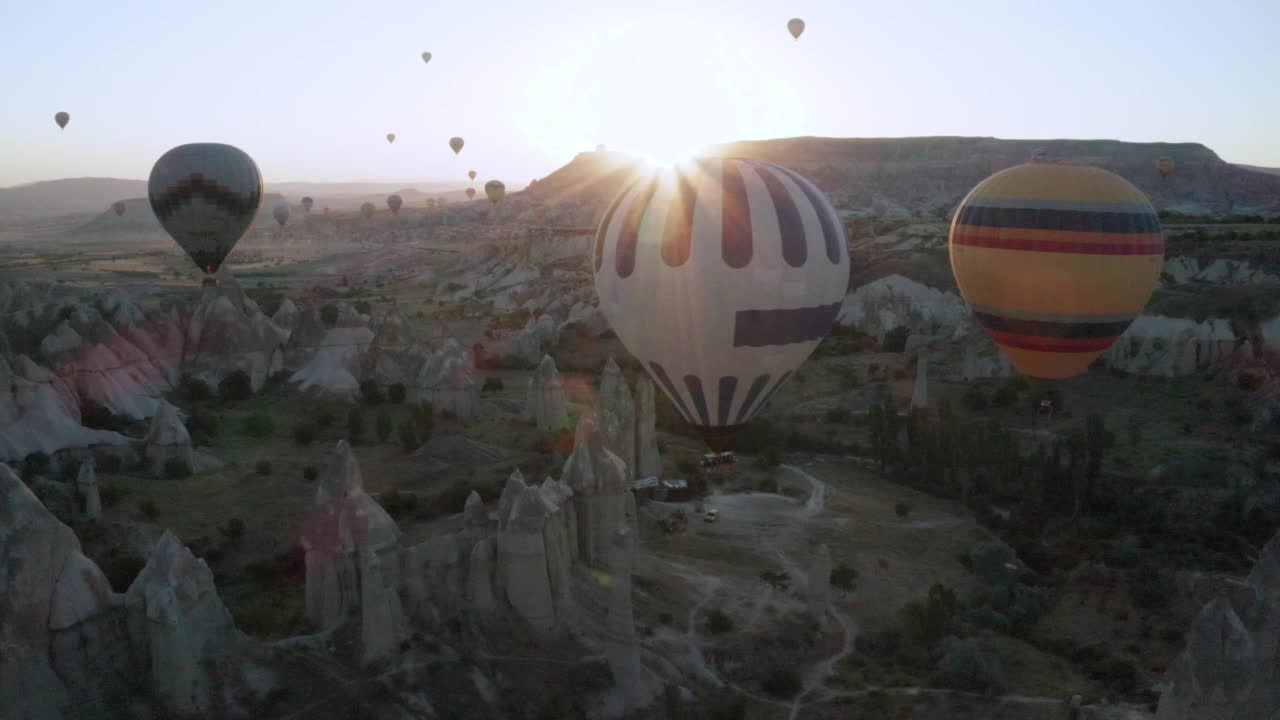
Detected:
left=0, top=177, right=146, bottom=224
left=1236, top=164, right=1280, bottom=177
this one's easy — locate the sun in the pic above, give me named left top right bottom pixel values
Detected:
left=516, top=14, right=806, bottom=167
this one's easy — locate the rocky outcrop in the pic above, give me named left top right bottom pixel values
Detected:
left=501, top=486, right=559, bottom=632
left=635, top=376, right=661, bottom=480
left=75, top=458, right=101, bottom=521
left=1157, top=531, right=1280, bottom=719
left=599, top=357, right=637, bottom=481
left=142, top=400, right=193, bottom=476
left=289, top=326, right=376, bottom=401
left=363, top=307, right=416, bottom=387
left=911, top=355, right=928, bottom=410
left=415, top=339, right=479, bottom=419
left=270, top=298, right=300, bottom=334
left=0, top=354, right=128, bottom=461
left=526, top=354, right=568, bottom=431
left=1101, top=315, right=1238, bottom=377
left=562, top=417, right=635, bottom=569
left=184, top=278, right=288, bottom=393
left=837, top=274, right=972, bottom=343
left=606, top=526, right=645, bottom=712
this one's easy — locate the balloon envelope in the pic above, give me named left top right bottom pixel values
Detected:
left=1155, top=156, right=1175, bottom=177
left=466, top=187, right=476, bottom=199
left=593, top=159, right=850, bottom=450
left=301, top=196, right=314, bottom=212
left=387, top=194, right=403, bottom=214
left=386, top=133, right=396, bottom=144
left=54, top=112, right=69, bottom=129
left=421, top=51, right=432, bottom=64
left=484, top=180, right=505, bottom=203
left=787, top=18, right=805, bottom=39
left=449, top=137, right=464, bottom=154
left=148, top=143, right=263, bottom=277
left=273, top=203, right=290, bottom=227
left=949, top=162, right=1163, bottom=379
left=468, top=170, right=477, bottom=180
left=361, top=202, right=375, bottom=219
left=111, top=201, right=126, bottom=216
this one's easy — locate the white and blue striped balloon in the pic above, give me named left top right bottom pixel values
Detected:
left=593, top=158, right=849, bottom=448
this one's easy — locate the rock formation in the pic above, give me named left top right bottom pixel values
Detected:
left=363, top=306, right=416, bottom=387
left=0, top=354, right=127, bottom=461
left=76, top=457, right=101, bottom=521
left=1157, top=530, right=1280, bottom=719
left=270, top=297, right=300, bottom=334
left=289, top=325, right=376, bottom=401
left=415, top=338, right=479, bottom=419
left=807, top=544, right=832, bottom=617
left=142, top=400, right=193, bottom=476
left=606, top=526, right=645, bottom=711
left=911, top=354, right=928, bottom=410
left=501, top=486, right=559, bottom=632
left=598, top=357, right=637, bottom=481
left=526, top=354, right=568, bottom=431
left=635, top=375, right=661, bottom=480
left=184, top=277, right=288, bottom=393
left=562, top=416, right=635, bottom=569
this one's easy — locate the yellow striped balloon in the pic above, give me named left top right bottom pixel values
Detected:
left=949, top=162, right=1164, bottom=379
left=1155, top=156, right=1175, bottom=178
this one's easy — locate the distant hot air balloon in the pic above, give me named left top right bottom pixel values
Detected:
left=1155, top=156, right=1175, bottom=178
left=54, top=112, right=70, bottom=130
left=466, top=187, right=476, bottom=200
left=387, top=194, right=403, bottom=214
left=787, top=18, right=805, bottom=39
left=361, top=202, right=375, bottom=219
left=468, top=170, right=477, bottom=181
left=301, top=196, right=314, bottom=212
left=111, top=201, right=126, bottom=217
left=1030, top=147, right=1051, bottom=163
left=386, top=133, right=396, bottom=144
left=449, top=137, right=464, bottom=154
left=273, top=203, right=290, bottom=227
left=148, top=143, right=263, bottom=285
left=484, top=180, right=505, bottom=204
left=593, top=159, right=850, bottom=451
left=421, top=51, right=432, bottom=64
left=949, top=162, right=1163, bottom=380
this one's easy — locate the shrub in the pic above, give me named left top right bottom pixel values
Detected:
left=830, top=562, right=858, bottom=591
left=705, top=609, right=734, bottom=635
left=761, top=668, right=803, bottom=699
left=991, top=385, right=1018, bottom=407
left=186, top=407, right=220, bottom=444
left=968, top=541, right=1016, bottom=585
left=99, top=482, right=129, bottom=507
left=302, top=465, right=318, bottom=482
left=902, top=583, right=957, bottom=646
left=220, top=518, right=246, bottom=545
left=398, top=419, right=420, bottom=452
left=139, top=498, right=160, bottom=519
left=380, top=488, right=419, bottom=521
left=1238, top=372, right=1262, bottom=392
left=163, top=457, right=192, bottom=480
left=824, top=407, right=852, bottom=423
left=178, top=373, right=211, bottom=403
left=320, top=304, right=338, bottom=327
left=98, top=454, right=124, bottom=474
left=255, top=460, right=272, bottom=476
left=757, top=476, right=780, bottom=493
left=347, top=408, right=365, bottom=443
left=388, top=382, right=407, bottom=404
left=218, top=370, right=252, bottom=403
left=963, top=385, right=989, bottom=411
left=316, top=408, right=336, bottom=428
left=882, top=325, right=910, bottom=353
left=708, top=697, right=747, bottom=720
left=291, top=423, right=316, bottom=446
left=482, top=377, right=505, bottom=392
left=353, top=300, right=371, bottom=315
left=376, top=412, right=393, bottom=442
left=244, top=411, right=276, bottom=439
left=22, top=451, right=50, bottom=481
left=760, top=570, right=790, bottom=591
left=933, top=638, right=1005, bottom=695
left=892, top=367, right=909, bottom=380
left=662, top=683, right=684, bottom=720
left=757, top=446, right=781, bottom=469
left=360, top=380, right=384, bottom=405
left=895, top=500, right=913, bottom=518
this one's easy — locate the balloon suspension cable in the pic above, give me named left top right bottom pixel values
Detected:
left=696, top=425, right=738, bottom=454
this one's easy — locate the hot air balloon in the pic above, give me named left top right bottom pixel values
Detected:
left=593, top=159, right=850, bottom=451
left=273, top=203, right=290, bottom=227
left=111, top=201, right=126, bottom=217
left=466, top=188, right=476, bottom=200
left=148, top=143, right=263, bottom=286
left=787, top=18, right=805, bottom=39
left=449, top=137, right=464, bottom=154
left=301, top=196, right=314, bottom=212
left=421, top=51, right=432, bottom=64
left=361, top=202, right=375, bottom=219
left=484, top=180, right=505, bottom=204
left=596, top=144, right=607, bottom=153
left=949, top=162, right=1163, bottom=380
left=1155, top=156, right=1175, bottom=178
left=468, top=170, right=477, bottom=181
left=54, top=112, right=70, bottom=129
left=387, top=194, right=403, bottom=214
left=386, top=133, right=396, bottom=144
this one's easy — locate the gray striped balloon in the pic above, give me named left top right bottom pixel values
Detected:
left=593, top=158, right=849, bottom=449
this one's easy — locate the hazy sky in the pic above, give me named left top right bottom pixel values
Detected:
left=4, top=0, right=1278, bottom=187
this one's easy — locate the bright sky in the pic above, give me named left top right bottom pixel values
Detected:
left=3, top=0, right=1279, bottom=187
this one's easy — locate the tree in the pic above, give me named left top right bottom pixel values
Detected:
left=244, top=411, right=276, bottom=439
left=882, top=325, right=909, bottom=353
left=895, top=500, right=912, bottom=518
left=220, top=518, right=246, bottom=546
left=968, top=541, right=1016, bottom=586
left=761, top=668, right=803, bottom=699
left=348, top=408, right=366, bottom=444
left=705, top=609, right=734, bottom=634
left=482, top=377, right=504, bottom=392
left=376, top=412, right=393, bottom=442
left=360, top=380, right=384, bottom=405
left=397, top=418, right=420, bottom=452
left=902, top=582, right=957, bottom=646
left=178, top=373, right=211, bottom=403
left=933, top=638, right=1005, bottom=695
left=760, top=570, right=790, bottom=591
left=255, top=460, right=272, bottom=476
left=413, top=402, right=435, bottom=440
left=320, top=304, right=338, bottom=328
left=218, top=369, right=252, bottom=403
left=388, top=382, right=407, bottom=404
left=830, top=562, right=858, bottom=591
left=292, top=423, right=317, bottom=446
left=302, top=466, right=319, bottom=482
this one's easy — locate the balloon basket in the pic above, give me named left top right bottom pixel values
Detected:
left=696, top=425, right=737, bottom=454
left=201, top=276, right=218, bottom=288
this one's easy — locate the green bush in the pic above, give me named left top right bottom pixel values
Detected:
left=220, top=517, right=246, bottom=545
left=99, top=482, right=129, bottom=507
left=353, top=300, right=372, bottom=315
left=163, top=457, right=192, bottom=479
left=882, top=325, right=910, bottom=353
left=966, top=606, right=1011, bottom=633
left=360, top=380, right=384, bottom=405
left=320, top=304, right=338, bottom=328
left=705, top=609, right=734, bottom=635
left=757, top=446, right=781, bottom=469
left=347, top=408, right=366, bottom=443
left=895, top=500, right=913, bottom=518
left=98, top=454, right=124, bottom=474
left=22, top=451, right=50, bottom=481
left=316, top=408, right=336, bottom=428
left=968, top=541, right=1016, bottom=585
left=933, top=638, right=1005, bottom=695
left=139, top=498, right=160, bottom=519
left=255, top=460, right=272, bottom=476
left=178, top=373, right=211, bottom=403
left=761, top=668, right=803, bottom=699
left=397, top=418, right=420, bottom=452
left=376, top=413, right=393, bottom=442
left=218, top=370, right=253, bottom=403
left=830, top=562, right=858, bottom=591
left=412, top=402, right=435, bottom=439
left=482, top=377, right=505, bottom=392
left=388, top=382, right=407, bottom=404
left=244, top=411, right=276, bottom=439
left=291, top=423, right=316, bottom=446
left=902, top=583, right=957, bottom=646
left=963, top=385, right=989, bottom=411
left=186, top=407, right=220, bottom=444
left=991, top=385, right=1018, bottom=407
left=302, top=465, right=318, bottom=482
